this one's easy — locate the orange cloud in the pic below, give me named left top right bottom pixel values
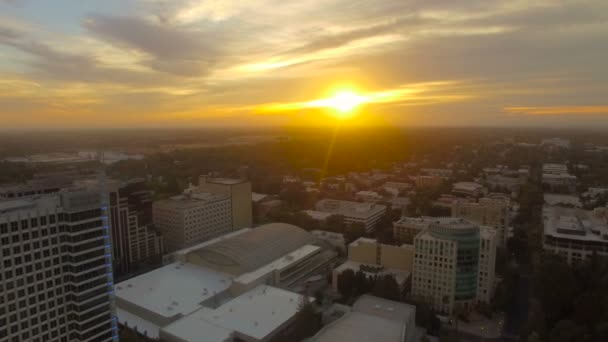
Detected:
left=504, top=106, right=608, bottom=115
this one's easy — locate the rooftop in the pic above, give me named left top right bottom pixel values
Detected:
left=154, top=192, right=230, bottom=209
left=310, top=295, right=415, bottom=342
left=115, top=262, right=233, bottom=320
left=543, top=206, right=608, bottom=242
left=186, top=223, right=317, bottom=275
left=304, top=210, right=333, bottom=221
left=0, top=195, right=59, bottom=215
left=161, top=285, right=303, bottom=342
left=316, top=199, right=386, bottom=218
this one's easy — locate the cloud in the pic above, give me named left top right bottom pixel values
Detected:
left=504, top=106, right=608, bottom=115
left=84, top=13, right=219, bottom=75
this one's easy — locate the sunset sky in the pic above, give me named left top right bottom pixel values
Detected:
left=1, top=0, right=607, bottom=128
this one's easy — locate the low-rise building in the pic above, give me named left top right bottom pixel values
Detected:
left=452, top=182, right=486, bottom=197
left=309, top=295, right=417, bottom=342
left=412, top=218, right=497, bottom=315
left=412, top=175, right=444, bottom=188
left=542, top=206, right=608, bottom=265
left=116, top=223, right=338, bottom=340
left=356, top=190, right=383, bottom=203
left=315, top=199, right=386, bottom=232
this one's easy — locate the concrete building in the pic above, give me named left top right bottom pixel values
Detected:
left=542, top=206, right=608, bottom=265
left=0, top=176, right=73, bottom=199
left=309, top=295, right=417, bottom=342
left=393, top=216, right=459, bottom=245
left=332, top=238, right=414, bottom=293
left=0, top=190, right=117, bottom=342
left=452, top=198, right=510, bottom=247
left=356, top=191, right=383, bottom=203
left=153, top=192, right=232, bottom=252
left=315, top=199, right=386, bottom=232
left=452, top=182, right=485, bottom=197
left=198, top=176, right=253, bottom=230
left=542, top=163, right=569, bottom=175
left=106, top=179, right=163, bottom=275
left=412, top=219, right=497, bottom=314
left=115, top=223, right=337, bottom=340
left=541, top=138, right=571, bottom=149
left=412, top=175, right=444, bottom=188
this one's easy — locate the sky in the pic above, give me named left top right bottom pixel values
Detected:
left=1, top=0, right=607, bottom=129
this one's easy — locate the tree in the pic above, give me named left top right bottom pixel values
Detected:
left=337, top=269, right=355, bottom=300
left=549, top=320, right=588, bottom=342
left=372, top=274, right=401, bottom=301
left=345, top=222, right=366, bottom=242
left=325, top=214, right=346, bottom=233
left=534, top=255, right=579, bottom=326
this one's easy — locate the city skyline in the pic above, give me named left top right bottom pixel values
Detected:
left=1, top=0, right=607, bottom=128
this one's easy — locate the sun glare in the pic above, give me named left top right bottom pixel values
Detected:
left=307, top=89, right=368, bottom=119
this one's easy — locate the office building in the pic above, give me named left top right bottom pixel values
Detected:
left=542, top=206, right=608, bottom=265
left=0, top=190, right=117, bottom=342
left=412, top=175, right=444, bottom=188
left=412, top=218, right=496, bottom=314
left=107, top=179, right=163, bottom=275
left=115, top=223, right=338, bottom=340
left=452, top=198, right=510, bottom=247
left=315, top=199, right=386, bottom=232
left=198, top=176, right=252, bottom=230
left=309, top=295, right=417, bottom=342
left=153, top=192, right=232, bottom=252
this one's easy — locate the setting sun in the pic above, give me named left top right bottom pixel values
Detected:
left=306, top=89, right=368, bottom=119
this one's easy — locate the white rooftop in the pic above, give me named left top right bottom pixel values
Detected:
left=316, top=199, right=386, bottom=218
left=115, top=262, right=232, bottom=319
left=310, top=295, right=415, bottom=342
left=543, top=206, right=608, bottom=242
left=161, top=285, right=303, bottom=342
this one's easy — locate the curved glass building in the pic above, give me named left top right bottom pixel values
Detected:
left=412, top=218, right=496, bottom=315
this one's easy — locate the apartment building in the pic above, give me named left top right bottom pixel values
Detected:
left=0, top=190, right=117, bottom=342
left=412, top=218, right=496, bottom=315
left=153, top=193, right=232, bottom=252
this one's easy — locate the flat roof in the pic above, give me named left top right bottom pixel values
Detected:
left=310, top=295, right=415, bottom=342
left=161, top=285, right=303, bottom=342
left=334, top=260, right=410, bottom=286
left=543, top=206, right=608, bottom=242
left=315, top=199, right=386, bottom=218
left=207, top=178, right=247, bottom=185
left=115, top=262, right=232, bottom=319
left=154, top=193, right=229, bottom=209
left=0, top=196, right=58, bottom=215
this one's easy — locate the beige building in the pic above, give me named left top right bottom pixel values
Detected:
left=153, top=193, right=232, bottom=252
left=393, top=216, right=459, bottom=244
left=199, top=175, right=253, bottom=230
left=333, top=237, right=414, bottom=292
left=412, top=218, right=497, bottom=315
left=452, top=198, right=510, bottom=247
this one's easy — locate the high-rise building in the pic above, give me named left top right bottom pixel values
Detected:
left=153, top=192, right=232, bottom=252
left=198, top=176, right=253, bottom=230
left=412, top=218, right=496, bottom=315
left=107, top=179, right=163, bottom=276
left=0, top=190, right=117, bottom=342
